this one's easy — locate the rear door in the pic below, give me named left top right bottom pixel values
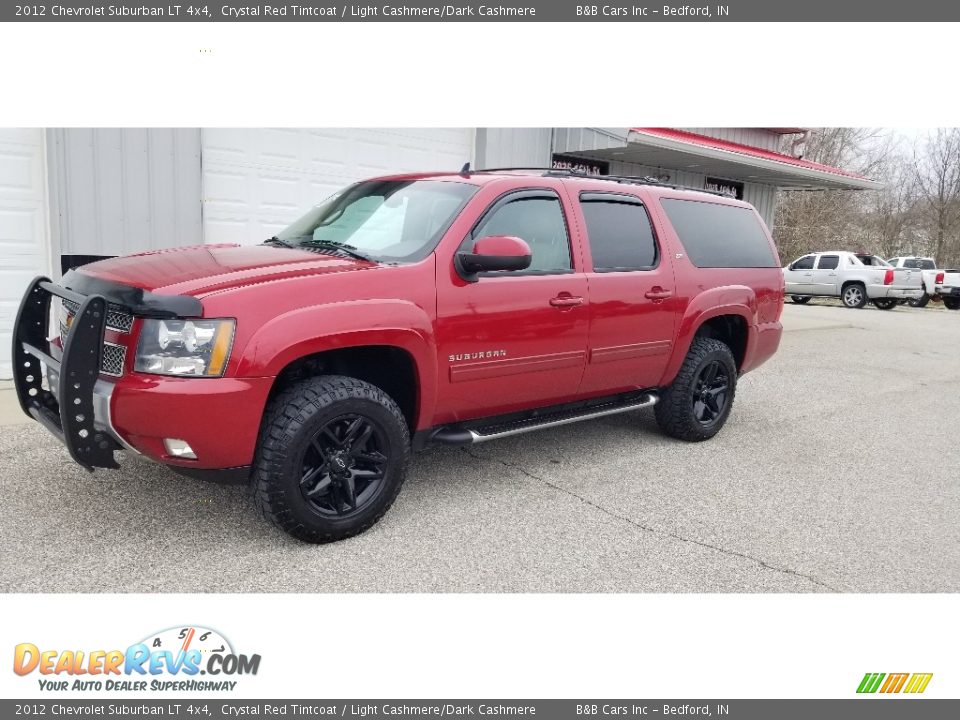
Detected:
left=809, top=253, right=840, bottom=295
left=784, top=254, right=816, bottom=295
left=573, top=190, right=677, bottom=394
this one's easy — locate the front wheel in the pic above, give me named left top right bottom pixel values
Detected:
left=655, top=337, right=737, bottom=442
left=841, top=283, right=868, bottom=309
left=945, top=297, right=960, bottom=310
left=873, top=298, right=898, bottom=310
left=251, top=375, right=410, bottom=543
left=908, top=293, right=930, bottom=308
left=791, top=295, right=812, bottom=304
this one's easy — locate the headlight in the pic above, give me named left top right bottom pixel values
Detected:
left=135, top=319, right=235, bottom=377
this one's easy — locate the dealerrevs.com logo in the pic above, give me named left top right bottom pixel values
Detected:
left=13, top=626, right=261, bottom=692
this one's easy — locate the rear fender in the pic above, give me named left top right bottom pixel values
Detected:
left=235, top=299, right=437, bottom=429
left=659, top=285, right=755, bottom=386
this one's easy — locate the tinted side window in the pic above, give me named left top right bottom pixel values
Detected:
left=792, top=255, right=815, bottom=270
left=817, top=255, right=839, bottom=270
left=661, top=199, right=777, bottom=268
left=474, top=196, right=571, bottom=273
left=580, top=197, right=658, bottom=271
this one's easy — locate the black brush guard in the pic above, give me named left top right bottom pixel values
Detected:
left=13, top=274, right=206, bottom=471
left=13, top=276, right=120, bottom=470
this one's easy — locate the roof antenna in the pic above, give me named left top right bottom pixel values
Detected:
left=459, top=162, right=471, bottom=176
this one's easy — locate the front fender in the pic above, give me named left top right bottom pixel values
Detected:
left=659, top=285, right=756, bottom=386
left=234, top=299, right=437, bottom=427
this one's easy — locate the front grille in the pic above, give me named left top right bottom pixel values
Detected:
left=100, top=343, right=127, bottom=377
left=59, top=317, right=130, bottom=377
left=62, top=298, right=134, bottom=333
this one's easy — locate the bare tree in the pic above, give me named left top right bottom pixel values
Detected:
left=773, top=128, right=891, bottom=261
left=863, top=149, right=918, bottom=259
left=913, top=129, right=960, bottom=266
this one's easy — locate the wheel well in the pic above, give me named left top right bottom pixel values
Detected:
left=694, top=315, right=747, bottom=369
left=270, top=346, right=418, bottom=430
left=842, top=280, right=865, bottom=290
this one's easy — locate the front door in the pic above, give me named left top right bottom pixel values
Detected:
left=435, top=189, right=589, bottom=424
left=573, top=191, right=678, bottom=394
left=784, top=254, right=816, bottom=295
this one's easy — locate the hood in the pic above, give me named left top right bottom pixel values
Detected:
left=74, top=244, right=379, bottom=296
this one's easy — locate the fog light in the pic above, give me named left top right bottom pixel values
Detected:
left=163, top=438, right=197, bottom=459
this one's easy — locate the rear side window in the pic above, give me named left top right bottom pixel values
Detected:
left=817, top=255, right=839, bottom=270
left=661, top=199, right=777, bottom=268
left=579, top=194, right=658, bottom=271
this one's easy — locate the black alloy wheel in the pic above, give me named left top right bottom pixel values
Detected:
left=692, top=359, right=731, bottom=427
left=252, top=375, right=409, bottom=543
left=300, top=414, right=389, bottom=518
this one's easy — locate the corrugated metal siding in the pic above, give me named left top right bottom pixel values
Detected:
left=475, top=128, right=552, bottom=168
left=552, top=128, right=630, bottom=154
left=47, top=129, right=202, bottom=260
left=680, top=128, right=783, bottom=152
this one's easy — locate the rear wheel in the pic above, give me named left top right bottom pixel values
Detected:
left=251, top=375, right=409, bottom=543
left=945, top=297, right=960, bottom=310
left=791, top=295, right=812, bottom=304
left=873, top=298, right=898, bottom=310
left=655, top=337, right=737, bottom=442
left=841, top=283, right=867, bottom=309
left=908, top=293, right=930, bottom=308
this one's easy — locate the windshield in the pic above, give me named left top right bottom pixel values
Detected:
left=275, top=179, right=478, bottom=263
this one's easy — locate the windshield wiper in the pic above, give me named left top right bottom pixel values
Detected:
left=300, top=239, right=375, bottom=263
left=262, top=236, right=296, bottom=248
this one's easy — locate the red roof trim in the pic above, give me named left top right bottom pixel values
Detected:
left=630, top=128, right=869, bottom=181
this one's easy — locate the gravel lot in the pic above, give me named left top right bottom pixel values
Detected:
left=1, top=301, right=958, bottom=593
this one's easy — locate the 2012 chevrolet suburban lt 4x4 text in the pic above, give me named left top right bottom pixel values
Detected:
left=13, top=169, right=784, bottom=542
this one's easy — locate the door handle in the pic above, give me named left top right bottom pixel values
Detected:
left=549, top=294, right=584, bottom=308
left=644, top=288, right=673, bottom=301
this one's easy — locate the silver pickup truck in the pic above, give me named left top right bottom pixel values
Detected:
left=783, top=251, right=923, bottom=309
left=886, top=256, right=960, bottom=310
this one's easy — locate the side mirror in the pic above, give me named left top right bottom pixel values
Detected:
left=456, top=235, right=532, bottom=282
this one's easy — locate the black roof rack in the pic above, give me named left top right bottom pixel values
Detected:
left=464, top=166, right=730, bottom=197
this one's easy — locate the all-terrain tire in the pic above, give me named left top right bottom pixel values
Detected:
left=908, top=293, right=930, bottom=308
left=654, top=337, right=738, bottom=442
left=841, top=283, right=868, bottom=309
left=251, top=375, right=410, bottom=543
left=791, top=295, right=812, bottom=304
left=945, top=297, right=960, bottom=310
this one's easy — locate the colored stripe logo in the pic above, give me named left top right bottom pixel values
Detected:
left=857, top=672, right=933, bottom=694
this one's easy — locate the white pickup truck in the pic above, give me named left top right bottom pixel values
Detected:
left=886, top=256, right=960, bottom=310
left=783, top=251, right=924, bottom=309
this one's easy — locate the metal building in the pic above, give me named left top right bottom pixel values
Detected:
left=0, top=127, right=876, bottom=377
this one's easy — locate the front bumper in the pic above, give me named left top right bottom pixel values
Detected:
left=13, top=276, right=271, bottom=471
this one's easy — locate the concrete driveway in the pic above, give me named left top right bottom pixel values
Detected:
left=1, top=302, right=958, bottom=593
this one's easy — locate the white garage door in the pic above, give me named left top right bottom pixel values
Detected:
left=0, top=129, right=49, bottom=379
left=201, top=128, right=475, bottom=245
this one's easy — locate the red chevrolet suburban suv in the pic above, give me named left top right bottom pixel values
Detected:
left=13, top=169, right=784, bottom=542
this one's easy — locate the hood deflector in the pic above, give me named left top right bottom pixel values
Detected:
left=62, top=270, right=203, bottom=318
